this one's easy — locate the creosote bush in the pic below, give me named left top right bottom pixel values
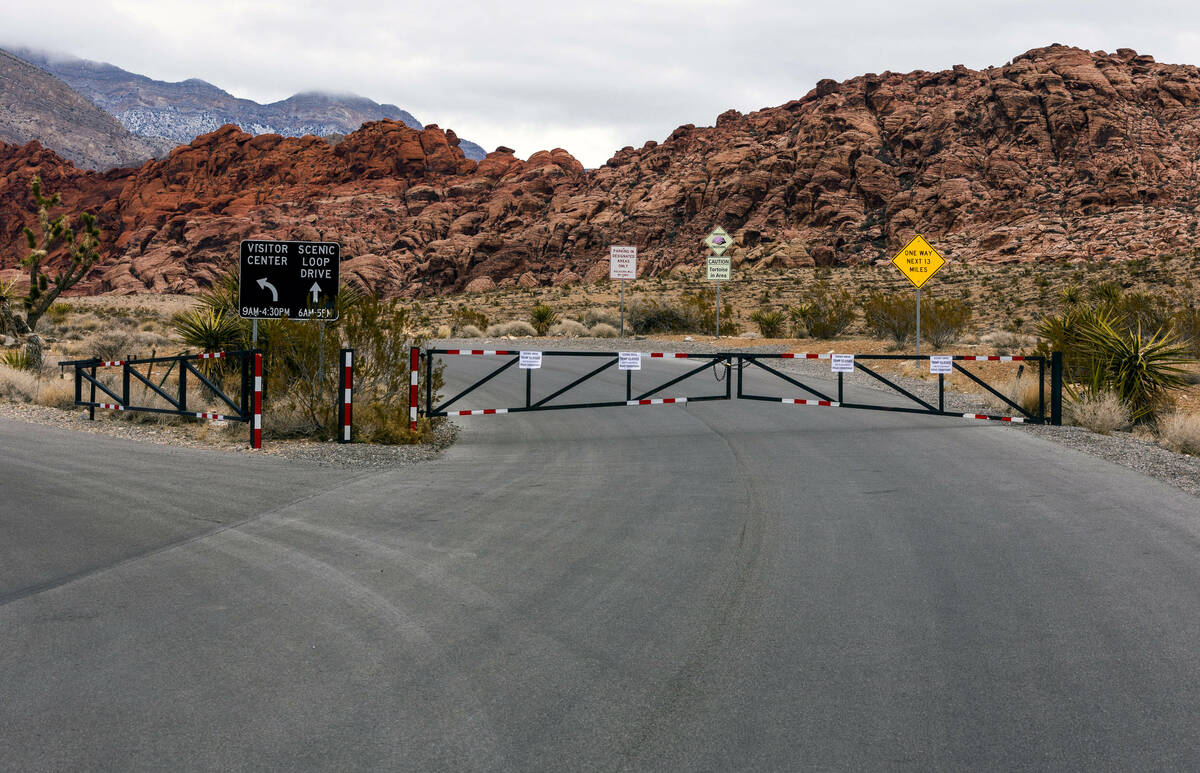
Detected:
left=589, top=323, right=618, bottom=338
left=548, top=319, right=588, bottom=337
left=789, top=282, right=856, bottom=339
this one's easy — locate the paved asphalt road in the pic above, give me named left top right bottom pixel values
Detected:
left=2, top=354, right=1200, bottom=771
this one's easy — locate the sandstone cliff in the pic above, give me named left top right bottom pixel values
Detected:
left=2, top=45, right=1199, bottom=296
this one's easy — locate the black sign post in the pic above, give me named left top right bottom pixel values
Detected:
left=238, top=240, right=341, bottom=320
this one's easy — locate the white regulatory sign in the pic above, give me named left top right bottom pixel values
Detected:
left=930, top=355, right=953, bottom=374
left=706, top=256, right=731, bottom=281
left=831, top=354, right=855, bottom=373
left=618, top=352, right=642, bottom=371
left=519, top=351, right=543, bottom=369
left=610, top=246, right=637, bottom=280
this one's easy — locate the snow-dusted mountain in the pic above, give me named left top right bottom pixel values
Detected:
left=12, top=48, right=487, bottom=161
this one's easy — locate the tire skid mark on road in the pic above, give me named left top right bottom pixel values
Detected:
left=208, top=526, right=509, bottom=767
left=0, top=469, right=383, bottom=610
left=615, top=405, right=772, bottom=767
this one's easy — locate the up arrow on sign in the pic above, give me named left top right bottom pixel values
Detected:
left=310, top=283, right=322, bottom=303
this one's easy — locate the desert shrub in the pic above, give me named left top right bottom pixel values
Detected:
left=1174, top=306, right=1200, bottom=358
left=436, top=325, right=452, bottom=338
left=0, top=363, right=37, bottom=401
left=485, top=321, right=537, bottom=337
left=529, top=304, right=558, bottom=335
left=984, top=376, right=1043, bottom=417
left=862, top=292, right=914, bottom=345
left=627, top=290, right=735, bottom=335
left=749, top=308, right=786, bottom=338
left=1157, top=411, right=1200, bottom=455
left=0, top=363, right=74, bottom=407
left=458, top=324, right=484, bottom=338
left=451, top=306, right=489, bottom=333
left=922, top=297, right=973, bottom=348
left=589, top=323, right=618, bottom=338
left=789, top=282, right=856, bottom=339
left=1066, top=392, right=1130, bottom=434
left=582, top=309, right=620, bottom=328
left=1059, top=285, right=1083, bottom=306
left=1089, top=280, right=1123, bottom=304
left=84, top=329, right=135, bottom=361
left=548, top=319, right=589, bottom=337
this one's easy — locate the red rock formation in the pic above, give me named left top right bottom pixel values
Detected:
left=3, top=45, right=1200, bottom=296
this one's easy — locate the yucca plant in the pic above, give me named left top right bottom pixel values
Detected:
left=750, top=308, right=786, bottom=338
left=529, top=304, right=558, bottom=335
left=0, top=277, right=16, bottom=300
left=1076, top=313, right=1194, bottom=422
left=172, top=307, right=244, bottom=354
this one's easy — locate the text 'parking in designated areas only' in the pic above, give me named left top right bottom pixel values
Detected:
left=239, top=240, right=342, bottom=320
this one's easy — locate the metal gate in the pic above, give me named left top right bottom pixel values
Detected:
left=426, top=348, right=732, bottom=417
left=61, top=350, right=264, bottom=447
left=425, top=347, right=1062, bottom=425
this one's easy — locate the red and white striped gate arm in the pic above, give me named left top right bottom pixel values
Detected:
left=781, top=398, right=839, bottom=407
left=252, top=352, right=263, bottom=449
left=778, top=353, right=833, bottom=359
left=626, top=397, right=687, bottom=406
left=409, top=347, right=419, bottom=432
left=441, top=349, right=515, bottom=356
left=199, top=351, right=226, bottom=359
left=958, top=355, right=1026, bottom=361
left=962, top=413, right=1025, bottom=423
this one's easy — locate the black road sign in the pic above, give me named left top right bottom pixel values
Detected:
left=239, top=240, right=341, bottom=320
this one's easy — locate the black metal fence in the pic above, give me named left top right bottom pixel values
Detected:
left=60, top=350, right=264, bottom=447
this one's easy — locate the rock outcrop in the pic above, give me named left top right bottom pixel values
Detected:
left=3, top=45, right=1200, bottom=296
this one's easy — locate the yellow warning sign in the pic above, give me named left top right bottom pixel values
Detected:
left=891, top=235, right=945, bottom=289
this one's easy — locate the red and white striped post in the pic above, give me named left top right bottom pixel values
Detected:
left=338, top=348, right=353, bottom=443
left=409, top=346, right=420, bottom=432
left=252, top=351, right=263, bottom=449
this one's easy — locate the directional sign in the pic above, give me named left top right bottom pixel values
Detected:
left=891, top=235, right=945, bottom=289
left=706, top=256, right=731, bottom=281
left=239, top=240, right=341, bottom=320
left=610, top=246, right=637, bottom=280
left=704, top=226, right=732, bottom=256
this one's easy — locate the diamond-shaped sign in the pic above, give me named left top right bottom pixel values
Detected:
left=704, top=226, right=732, bottom=256
left=891, top=235, right=945, bottom=289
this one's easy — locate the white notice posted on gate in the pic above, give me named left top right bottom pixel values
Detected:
left=930, top=355, right=953, bottom=374
left=618, top=352, right=642, bottom=370
left=831, top=354, right=855, bottom=373
left=519, top=351, right=543, bottom=369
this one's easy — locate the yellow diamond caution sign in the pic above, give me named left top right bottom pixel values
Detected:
left=891, top=235, right=945, bottom=289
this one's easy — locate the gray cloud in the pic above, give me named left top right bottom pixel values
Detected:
left=5, top=0, right=1200, bottom=166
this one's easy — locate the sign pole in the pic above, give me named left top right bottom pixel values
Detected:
left=715, top=277, right=721, bottom=339
left=620, top=278, right=625, bottom=337
left=252, top=318, right=258, bottom=345
left=916, top=287, right=921, bottom=356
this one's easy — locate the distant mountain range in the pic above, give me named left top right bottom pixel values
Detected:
left=2, top=47, right=487, bottom=167
left=0, top=48, right=162, bottom=170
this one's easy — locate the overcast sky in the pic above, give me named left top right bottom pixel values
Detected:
left=5, top=1, right=1200, bottom=167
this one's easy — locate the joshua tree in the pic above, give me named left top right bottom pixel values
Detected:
left=19, top=175, right=102, bottom=333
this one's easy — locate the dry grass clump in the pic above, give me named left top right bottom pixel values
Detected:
left=0, top=363, right=76, bottom=408
left=1156, top=411, right=1200, bottom=455
left=457, top=324, right=484, bottom=338
left=581, top=309, right=619, bottom=328
left=485, top=321, right=537, bottom=337
left=1066, top=392, right=1131, bottom=435
left=984, top=376, right=1044, bottom=417
left=589, top=323, right=619, bottom=338
left=548, top=319, right=589, bottom=337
